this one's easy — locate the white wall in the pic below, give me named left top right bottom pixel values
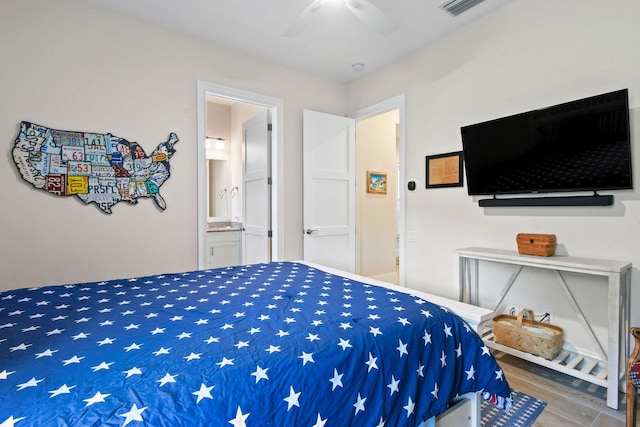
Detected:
left=347, top=0, right=640, bottom=351
left=0, top=0, right=347, bottom=290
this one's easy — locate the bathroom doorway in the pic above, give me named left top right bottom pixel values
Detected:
left=196, top=81, right=284, bottom=269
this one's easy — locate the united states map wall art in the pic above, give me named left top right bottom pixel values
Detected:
left=12, top=121, right=178, bottom=214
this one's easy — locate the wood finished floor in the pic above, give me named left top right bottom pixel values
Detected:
left=494, top=350, right=638, bottom=426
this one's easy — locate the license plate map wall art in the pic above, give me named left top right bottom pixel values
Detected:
left=12, top=121, right=178, bottom=214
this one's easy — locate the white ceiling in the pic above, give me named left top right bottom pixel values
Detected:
left=80, top=0, right=515, bottom=83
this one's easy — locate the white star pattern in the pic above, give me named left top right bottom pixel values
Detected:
left=91, top=362, right=113, bottom=372
left=329, top=369, right=343, bottom=390
left=482, top=344, right=491, bottom=356
left=398, top=317, right=411, bottom=326
left=193, top=383, right=214, bottom=403
left=62, top=355, right=84, bottom=365
left=283, top=386, right=301, bottom=411
left=443, top=324, right=453, bottom=337
left=49, top=384, right=76, bottom=398
left=431, top=383, right=439, bottom=399
left=153, top=347, right=171, bottom=356
left=312, top=413, right=327, bottom=427
left=403, top=396, right=415, bottom=417
left=397, top=339, right=408, bottom=357
left=0, top=370, right=15, bottom=380
left=228, top=406, right=249, bottom=427
left=16, top=377, right=44, bottom=391
left=422, top=330, right=432, bottom=345
left=157, top=373, right=178, bottom=386
left=124, top=367, right=142, bottom=378
left=364, top=351, right=382, bottom=375
left=251, top=366, right=269, bottom=383
left=337, top=338, right=352, bottom=350
left=84, top=391, right=110, bottom=406
left=217, top=357, right=234, bottom=368
left=353, top=393, right=367, bottom=415
left=466, top=365, right=476, bottom=380
left=299, top=352, right=315, bottom=366
left=0, top=416, right=26, bottom=427
left=387, top=375, right=400, bottom=396
left=35, top=349, right=58, bottom=358
left=456, top=343, right=463, bottom=358
left=119, top=403, right=147, bottom=426
left=0, top=262, right=510, bottom=425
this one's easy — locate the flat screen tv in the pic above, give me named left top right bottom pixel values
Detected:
left=461, top=89, right=632, bottom=202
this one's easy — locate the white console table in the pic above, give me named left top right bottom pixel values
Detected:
left=456, top=247, right=632, bottom=410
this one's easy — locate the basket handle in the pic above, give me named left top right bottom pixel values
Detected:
left=516, top=309, right=535, bottom=327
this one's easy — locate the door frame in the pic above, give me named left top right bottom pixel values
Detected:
left=349, top=94, right=405, bottom=285
left=196, top=81, right=284, bottom=269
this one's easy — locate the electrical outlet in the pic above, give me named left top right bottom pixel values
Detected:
left=507, top=305, right=522, bottom=316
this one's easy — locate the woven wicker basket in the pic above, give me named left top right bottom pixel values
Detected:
left=492, top=309, right=563, bottom=359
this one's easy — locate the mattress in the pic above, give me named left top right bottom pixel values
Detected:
left=0, top=261, right=511, bottom=426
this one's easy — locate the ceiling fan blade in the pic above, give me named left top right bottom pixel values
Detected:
left=344, top=0, right=398, bottom=35
left=284, top=0, right=326, bottom=37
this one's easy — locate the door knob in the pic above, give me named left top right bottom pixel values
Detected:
left=305, top=228, right=318, bottom=235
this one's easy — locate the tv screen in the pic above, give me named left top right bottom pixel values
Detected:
left=461, top=89, right=632, bottom=196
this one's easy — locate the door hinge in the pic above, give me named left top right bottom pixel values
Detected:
left=267, top=177, right=272, bottom=185
left=267, top=124, right=272, bottom=131
left=268, top=230, right=272, bottom=238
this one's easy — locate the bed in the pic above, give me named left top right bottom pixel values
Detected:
left=0, top=261, right=511, bottom=426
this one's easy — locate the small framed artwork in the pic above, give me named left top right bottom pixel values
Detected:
left=367, top=171, right=387, bottom=194
left=426, top=151, right=464, bottom=188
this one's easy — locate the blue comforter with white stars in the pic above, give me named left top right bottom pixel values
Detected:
left=0, top=262, right=511, bottom=426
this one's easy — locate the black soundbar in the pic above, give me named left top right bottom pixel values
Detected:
left=478, top=194, right=614, bottom=207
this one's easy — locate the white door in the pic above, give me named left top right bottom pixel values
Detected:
left=302, top=110, right=356, bottom=272
left=243, top=110, right=271, bottom=264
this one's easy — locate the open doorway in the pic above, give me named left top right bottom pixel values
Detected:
left=205, top=96, right=271, bottom=266
left=355, top=109, right=400, bottom=284
left=351, top=94, right=405, bottom=286
left=301, top=96, right=404, bottom=283
left=196, top=81, right=284, bottom=269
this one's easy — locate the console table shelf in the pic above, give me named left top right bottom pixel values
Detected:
left=482, top=330, right=607, bottom=386
left=456, top=247, right=632, bottom=410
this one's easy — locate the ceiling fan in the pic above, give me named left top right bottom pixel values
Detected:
left=284, top=0, right=398, bottom=37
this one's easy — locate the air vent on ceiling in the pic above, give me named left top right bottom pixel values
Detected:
left=439, top=0, right=486, bottom=16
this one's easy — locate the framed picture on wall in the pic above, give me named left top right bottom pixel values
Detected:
left=425, top=151, right=464, bottom=188
left=367, top=171, right=387, bottom=194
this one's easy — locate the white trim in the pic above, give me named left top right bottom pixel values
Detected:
left=349, top=94, right=406, bottom=286
left=196, top=81, right=284, bottom=268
